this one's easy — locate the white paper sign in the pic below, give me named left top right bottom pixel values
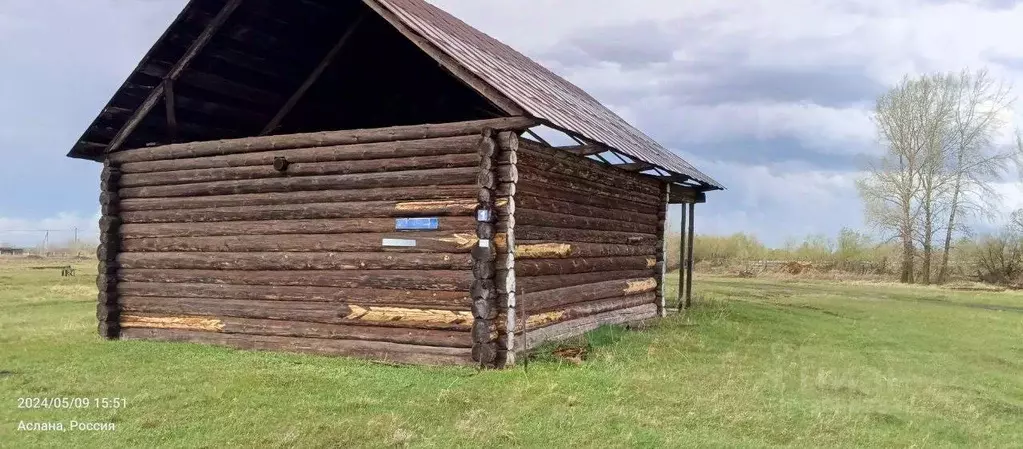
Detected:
left=382, top=238, right=417, bottom=247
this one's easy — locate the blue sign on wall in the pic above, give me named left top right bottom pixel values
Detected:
left=395, top=217, right=440, bottom=231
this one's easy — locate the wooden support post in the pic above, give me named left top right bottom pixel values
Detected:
left=678, top=202, right=687, bottom=308
left=655, top=183, right=669, bottom=317
left=684, top=202, right=696, bottom=308
left=260, top=13, right=366, bottom=136
left=163, top=79, right=178, bottom=142
left=104, top=0, right=244, bottom=153
left=495, top=131, right=518, bottom=367
left=97, top=162, right=122, bottom=338
left=471, top=129, right=500, bottom=367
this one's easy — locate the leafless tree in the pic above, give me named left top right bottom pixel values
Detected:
left=935, top=69, right=1017, bottom=283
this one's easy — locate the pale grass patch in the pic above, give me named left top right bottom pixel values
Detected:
left=48, top=284, right=96, bottom=297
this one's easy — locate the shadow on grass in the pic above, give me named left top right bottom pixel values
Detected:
left=522, top=324, right=635, bottom=366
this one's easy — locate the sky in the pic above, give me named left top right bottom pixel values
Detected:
left=1, top=0, right=1023, bottom=247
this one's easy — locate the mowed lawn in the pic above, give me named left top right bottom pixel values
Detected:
left=1, top=260, right=1021, bottom=448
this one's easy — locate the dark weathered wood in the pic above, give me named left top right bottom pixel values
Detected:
left=516, top=181, right=658, bottom=215
left=120, top=297, right=473, bottom=331
left=117, top=252, right=473, bottom=271
left=517, top=169, right=660, bottom=207
left=669, top=184, right=708, bottom=204
left=364, top=0, right=524, bottom=117
left=515, top=194, right=658, bottom=225
left=518, top=277, right=657, bottom=312
left=656, top=183, right=669, bottom=317
left=119, top=167, right=477, bottom=198
left=163, top=79, right=178, bottom=142
left=118, top=269, right=472, bottom=291
left=472, top=260, right=496, bottom=280
left=515, top=270, right=654, bottom=294
left=97, top=161, right=122, bottom=340
left=261, top=13, right=366, bottom=135
left=678, top=201, right=687, bottom=307
left=558, top=144, right=605, bottom=157
left=109, top=117, right=538, bottom=164
left=685, top=202, right=696, bottom=308
left=524, top=292, right=657, bottom=331
left=120, top=217, right=477, bottom=239
left=511, top=256, right=656, bottom=277
left=120, top=232, right=479, bottom=253
left=471, top=342, right=498, bottom=365
left=120, top=153, right=481, bottom=188
left=122, top=314, right=470, bottom=348
left=119, top=185, right=479, bottom=212
left=117, top=282, right=468, bottom=306
left=510, top=241, right=657, bottom=259
left=521, top=303, right=657, bottom=351
left=516, top=208, right=657, bottom=234
left=105, top=0, right=244, bottom=153
left=120, top=328, right=474, bottom=365
left=120, top=199, right=477, bottom=224
left=518, top=142, right=662, bottom=196
left=513, top=225, right=657, bottom=246
left=119, top=136, right=481, bottom=174
left=495, top=165, right=518, bottom=183
left=614, top=162, right=656, bottom=172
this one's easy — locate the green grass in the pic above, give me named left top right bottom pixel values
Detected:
left=1, top=261, right=1022, bottom=448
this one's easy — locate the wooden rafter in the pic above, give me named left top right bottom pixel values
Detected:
left=559, top=144, right=604, bottom=156
left=261, top=13, right=367, bottom=136
left=104, top=0, right=244, bottom=154
left=614, top=162, right=656, bottom=172
left=363, top=0, right=524, bottom=116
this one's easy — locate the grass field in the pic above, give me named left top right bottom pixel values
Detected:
left=1, top=260, right=1021, bottom=448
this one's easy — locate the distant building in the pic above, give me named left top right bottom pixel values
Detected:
left=0, top=247, right=25, bottom=256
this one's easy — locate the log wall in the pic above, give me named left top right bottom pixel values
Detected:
left=506, top=140, right=664, bottom=352
left=101, top=118, right=536, bottom=365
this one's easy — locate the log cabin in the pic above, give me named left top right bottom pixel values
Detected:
left=67, top=0, right=723, bottom=367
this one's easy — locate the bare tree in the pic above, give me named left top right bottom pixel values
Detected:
left=860, top=74, right=951, bottom=283
left=936, top=69, right=1017, bottom=283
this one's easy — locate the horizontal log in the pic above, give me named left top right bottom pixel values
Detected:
left=120, top=328, right=474, bottom=365
left=109, top=117, right=539, bottom=164
left=512, top=256, right=657, bottom=277
left=519, top=278, right=657, bottom=311
left=508, top=241, right=657, bottom=259
left=120, top=232, right=479, bottom=253
left=120, top=217, right=477, bottom=238
left=121, top=314, right=471, bottom=348
left=120, top=199, right=477, bottom=224
left=116, top=252, right=473, bottom=271
left=118, top=269, right=472, bottom=291
left=521, top=303, right=658, bottom=351
left=117, top=282, right=469, bottom=307
left=517, top=168, right=661, bottom=207
left=119, top=135, right=482, bottom=173
left=514, top=225, right=658, bottom=245
left=120, top=297, right=473, bottom=331
left=519, top=140, right=661, bottom=194
left=120, top=153, right=481, bottom=188
left=523, top=292, right=657, bottom=331
left=516, top=208, right=658, bottom=234
left=515, top=193, right=657, bottom=225
left=119, top=166, right=476, bottom=198
left=515, top=270, right=654, bottom=294
left=119, top=185, right=479, bottom=212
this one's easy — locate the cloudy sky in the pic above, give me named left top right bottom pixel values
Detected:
left=2, top=0, right=1023, bottom=247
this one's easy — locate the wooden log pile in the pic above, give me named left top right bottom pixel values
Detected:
left=101, top=118, right=535, bottom=365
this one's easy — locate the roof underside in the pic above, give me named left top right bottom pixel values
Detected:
left=68, top=0, right=722, bottom=190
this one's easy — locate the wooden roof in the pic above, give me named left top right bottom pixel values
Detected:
left=67, top=0, right=722, bottom=191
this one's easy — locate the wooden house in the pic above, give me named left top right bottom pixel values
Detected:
left=67, top=0, right=723, bottom=367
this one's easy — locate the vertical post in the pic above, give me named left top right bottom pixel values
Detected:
left=655, top=183, right=669, bottom=317
left=684, top=202, right=696, bottom=308
left=495, top=131, right=519, bottom=367
left=97, top=161, right=122, bottom=339
left=677, top=203, right=687, bottom=308
left=471, top=129, right=499, bottom=367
